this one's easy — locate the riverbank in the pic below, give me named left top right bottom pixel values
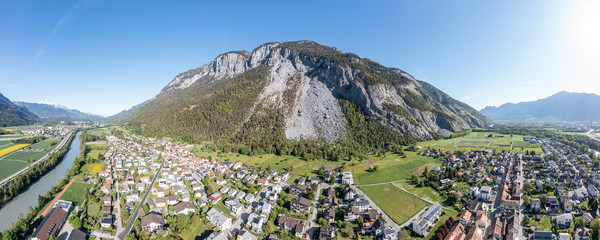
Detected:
left=0, top=131, right=81, bottom=233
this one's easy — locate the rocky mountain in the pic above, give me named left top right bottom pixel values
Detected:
left=0, top=93, right=39, bottom=127
left=125, top=41, right=490, bottom=145
left=480, top=91, right=600, bottom=122
left=14, top=101, right=104, bottom=121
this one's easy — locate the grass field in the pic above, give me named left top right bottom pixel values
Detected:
left=60, top=181, right=94, bottom=206
left=393, top=181, right=445, bottom=203
left=0, top=144, right=29, bottom=157
left=85, top=143, right=108, bottom=161
left=418, top=131, right=545, bottom=154
left=360, top=183, right=428, bottom=225
left=82, top=163, right=105, bottom=175
left=86, top=127, right=115, bottom=136
left=213, top=202, right=233, bottom=217
left=29, top=138, right=59, bottom=150
left=350, top=152, right=442, bottom=185
left=192, top=149, right=342, bottom=182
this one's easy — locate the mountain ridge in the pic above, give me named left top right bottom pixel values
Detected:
left=14, top=101, right=104, bottom=121
left=0, top=93, right=39, bottom=127
left=122, top=40, right=490, bottom=148
left=480, top=91, right=600, bottom=121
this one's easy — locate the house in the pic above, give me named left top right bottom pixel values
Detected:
left=209, top=192, right=222, bottom=203
left=533, top=231, right=553, bottom=240
left=530, top=198, right=541, bottom=211
left=206, top=208, right=232, bottom=231
left=459, top=211, right=472, bottom=226
left=465, top=227, right=484, bottom=240
left=444, top=223, right=465, bottom=240
left=344, top=206, right=361, bottom=222
left=583, top=212, right=594, bottom=226
left=103, top=195, right=112, bottom=205
left=247, top=213, right=265, bottom=233
left=411, top=204, right=443, bottom=236
left=479, top=186, right=492, bottom=200
left=324, top=207, right=336, bottom=223
left=318, top=226, right=336, bottom=240
left=256, top=201, right=273, bottom=215
left=100, top=215, right=112, bottom=228
left=141, top=213, right=164, bottom=232
left=31, top=208, right=68, bottom=240
left=290, top=197, right=312, bottom=215
left=555, top=213, right=573, bottom=229
left=155, top=198, right=167, bottom=208
left=351, top=197, right=371, bottom=212
left=244, top=193, right=255, bottom=203
left=237, top=229, right=258, bottom=240
left=168, top=195, right=179, bottom=205
left=216, top=178, right=227, bottom=185
left=289, top=184, right=308, bottom=196
left=156, top=187, right=165, bottom=197
left=575, top=228, right=590, bottom=240
left=173, top=202, right=195, bottom=216
left=563, top=202, right=572, bottom=213
left=474, top=210, right=488, bottom=229
left=342, top=172, right=354, bottom=185
left=588, top=184, right=599, bottom=199
left=225, top=198, right=244, bottom=216
left=67, top=229, right=87, bottom=240
left=219, top=186, right=230, bottom=194
left=278, top=215, right=306, bottom=237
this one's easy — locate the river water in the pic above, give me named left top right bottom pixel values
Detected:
left=0, top=131, right=81, bottom=231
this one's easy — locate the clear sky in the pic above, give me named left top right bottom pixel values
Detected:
left=1, top=0, right=599, bottom=116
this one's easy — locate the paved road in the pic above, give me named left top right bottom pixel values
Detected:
left=117, top=157, right=164, bottom=240
left=0, top=130, right=75, bottom=186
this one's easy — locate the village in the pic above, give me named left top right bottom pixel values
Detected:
left=30, top=132, right=398, bottom=240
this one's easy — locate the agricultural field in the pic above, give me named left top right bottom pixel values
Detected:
left=0, top=144, right=30, bottom=157
left=359, top=183, right=428, bottom=225
left=60, top=181, right=94, bottom=206
left=0, top=160, right=29, bottom=180
left=350, top=152, right=443, bottom=185
left=29, top=138, right=59, bottom=150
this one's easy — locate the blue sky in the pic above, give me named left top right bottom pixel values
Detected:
left=1, top=0, right=599, bottom=116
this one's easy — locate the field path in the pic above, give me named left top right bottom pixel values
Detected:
left=41, top=178, right=75, bottom=216
left=354, top=179, right=407, bottom=187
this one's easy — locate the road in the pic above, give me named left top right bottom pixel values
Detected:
left=0, top=130, right=75, bottom=186
left=117, top=157, right=164, bottom=240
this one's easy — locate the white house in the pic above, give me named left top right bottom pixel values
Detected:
left=206, top=208, right=232, bottom=231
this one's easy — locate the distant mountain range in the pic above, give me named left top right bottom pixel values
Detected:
left=0, top=93, right=39, bottom=127
left=14, top=101, right=104, bottom=121
left=480, top=91, right=600, bottom=122
left=113, top=40, right=490, bottom=145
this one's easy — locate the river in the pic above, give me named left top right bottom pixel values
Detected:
left=0, top=131, right=82, bottom=231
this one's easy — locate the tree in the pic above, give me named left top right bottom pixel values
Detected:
left=2, top=229, right=17, bottom=240
left=523, top=215, right=531, bottom=227
left=523, top=195, right=531, bottom=208
left=447, top=193, right=459, bottom=206
left=317, top=217, right=329, bottom=226
left=142, top=204, right=150, bottom=215
left=357, top=216, right=364, bottom=224
left=592, top=219, right=600, bottom=240
left=574, top=217, right=585, bottom=229
left=70, top=216, right=82, bottom=229
left=590, top=198, right=599, bottom=212
left=523, top=182, right=534, bottom=194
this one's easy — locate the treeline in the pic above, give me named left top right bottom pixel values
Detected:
left=12, top=136, right=46, bottom=144
left=0, top=131, right=75, bottom=204
left=475, top=127, right=600, bottom=152
left=133, top=98, right=415, bottom=162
